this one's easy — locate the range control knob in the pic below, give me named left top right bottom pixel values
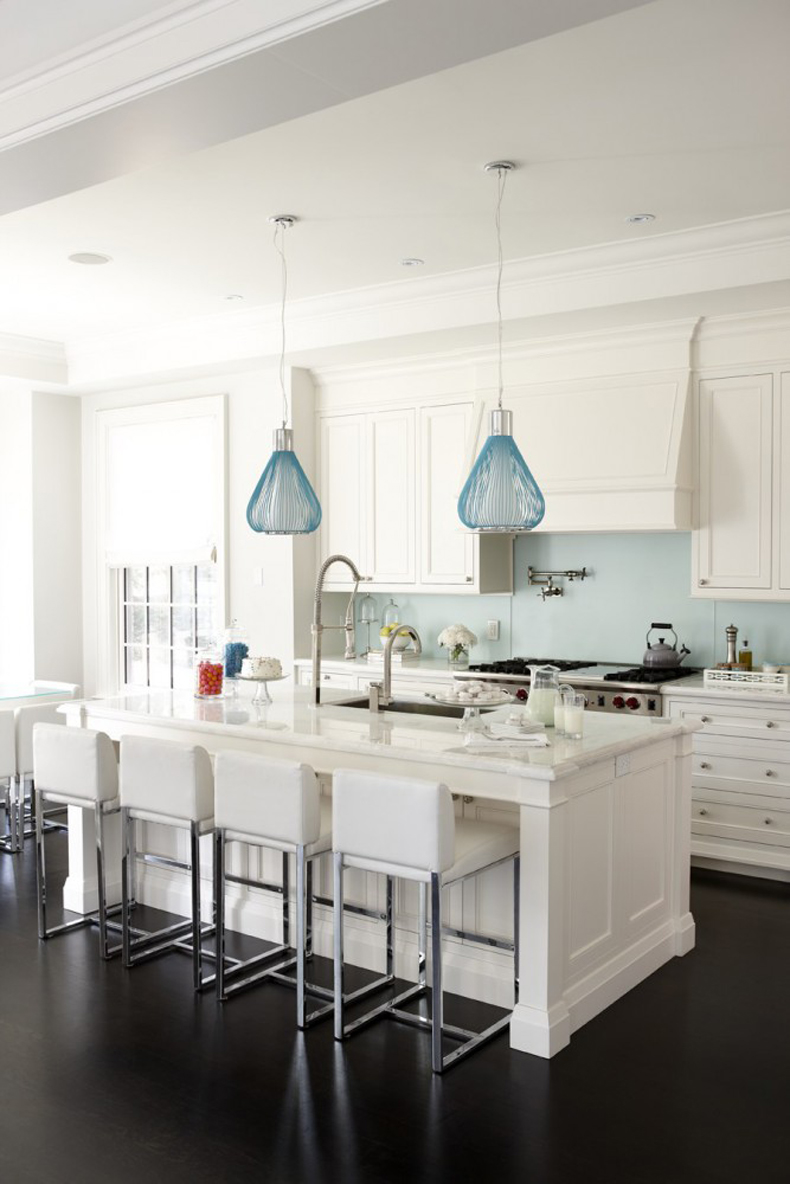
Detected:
left=626, top=696, right=640, bottom=710
left=516, top=688, right=528, bottom=701
left=597, top=695, right=605, bottom=708
left=612, top=695, right=625, bottom=709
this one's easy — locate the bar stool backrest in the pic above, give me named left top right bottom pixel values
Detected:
left=120, top=735, right=213, bottom=822
left=15, top=705, right=65, bottom=776
left=30, top=681, right=80, bottom=698
left=214, top=750, right=320, bottom=846
left=0, top=711, right=15, bottom=779
left=33, top=724, right=118, bottom=804
left=333, top=769, right=455, bottom=877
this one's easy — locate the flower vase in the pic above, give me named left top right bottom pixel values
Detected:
left=448, top=644, right=470, bottom=670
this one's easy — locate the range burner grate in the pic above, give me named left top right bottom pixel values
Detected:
left=602, top=666, right=699, bottom=685
left=470, top=657, right=596, bottom=676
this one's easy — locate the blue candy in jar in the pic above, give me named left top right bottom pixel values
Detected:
left=224, top=641, right=249, bottom=678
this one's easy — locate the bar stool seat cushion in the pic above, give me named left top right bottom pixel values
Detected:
left=33, top=724, right=118, bottom=803
left=442, top=817, right=519, bottom=885
left=0, top=711, right=15, bottom=778
left=223, top=795, right=331, bottom=856
left=120, top=736, right=213, bottom=823
left=215, top=751, right=322, bottom=849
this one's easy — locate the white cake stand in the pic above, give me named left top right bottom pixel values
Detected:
left=237, top=672, right=289, bottom=705
left=425, top=689, right=512, bottom=737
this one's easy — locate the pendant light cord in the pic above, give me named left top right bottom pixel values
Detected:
left=273, top=219, right=289, bottom=430
left=494, top=165, right=507, bottom=411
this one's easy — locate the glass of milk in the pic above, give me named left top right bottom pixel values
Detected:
left=564, top=693, right=586, bottom=740
left=553, top=684, right=574, bottom=736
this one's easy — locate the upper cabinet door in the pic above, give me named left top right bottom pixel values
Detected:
left=318, top=414, right=366, bottom=573
left=697, top=375, right=773, bottom=590
left=367, top=408, right=416, bottom=585
left=419, top=402, right=474, bottom=585
left=777, top=374, right=790, bottom=590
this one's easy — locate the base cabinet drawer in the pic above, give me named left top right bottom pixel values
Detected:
left=670, top=701, right=790, bottom=740
left=693, top=799, right=790, bottom=845
left=693, top=751, right=790, bottom=788
left=297, top=670, right=356, bottom=689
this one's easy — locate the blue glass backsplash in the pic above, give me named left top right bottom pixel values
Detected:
left=336, top=534, right=790, bottom=669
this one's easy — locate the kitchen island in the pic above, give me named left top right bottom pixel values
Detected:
left=61, top=687, right=697, bottom=1058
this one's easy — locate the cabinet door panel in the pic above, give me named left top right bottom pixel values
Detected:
left=697, top=376, right=772, bottom=589
left=420, top=403, right=474, bottom=585
left=319, top=415, right=365, bottom=570
left=778, top=374, right=790, bottom=588
left=367, top=409, right=415, bottom=584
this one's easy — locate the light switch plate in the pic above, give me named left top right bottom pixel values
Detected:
left=486, top=619, right=500, bottom=641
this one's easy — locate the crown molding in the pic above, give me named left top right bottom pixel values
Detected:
left=0, top=332, right=67, bottom=384
left=64, top=210, right=790, bottom=387
left=0, top=0, right=381, bottom=149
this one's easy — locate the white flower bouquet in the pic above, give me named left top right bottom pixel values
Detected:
left=437, top=623, right=478, bottom=667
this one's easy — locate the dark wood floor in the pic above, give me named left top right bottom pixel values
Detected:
left=1, top=836, right=788, bottom=1184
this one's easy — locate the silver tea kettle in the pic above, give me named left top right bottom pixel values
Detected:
left=643, top=623, right=690, bottom=669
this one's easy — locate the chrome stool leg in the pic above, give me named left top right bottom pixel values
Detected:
left=333, top=852, right=345, bottom=1042
left=430, top=872, right=443, bottom=1074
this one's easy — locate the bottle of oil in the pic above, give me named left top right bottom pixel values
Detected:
left=738, top=639, right=753, bottom=670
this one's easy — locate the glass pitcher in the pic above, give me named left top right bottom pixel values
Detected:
left=526, top=665, right=561, bottom=726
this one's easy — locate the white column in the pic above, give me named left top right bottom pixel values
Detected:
left=62, top=805, right=122, bottom=914
left=509, top=788, right=571, bottom=1058
left=672, top=729, right=696, bottom=956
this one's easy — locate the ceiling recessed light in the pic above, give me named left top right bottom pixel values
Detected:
left=625, top=214, right=656, bottom=224
left=401, top=257, right=424, bottom=267
left=224, top=294, right=244, bottom=302
left=68, top=252, right=112, bottom=265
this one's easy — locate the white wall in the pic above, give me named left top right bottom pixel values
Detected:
left=0, top=388, right=34, bottom=681
left=31, top=391, right=82, bottom=683
left=81, top=366, right=317, bottom=696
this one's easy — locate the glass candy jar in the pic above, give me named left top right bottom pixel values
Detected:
left=194, top=643, right=225, bottom=698
left=223, top=619, right=249, bottom=680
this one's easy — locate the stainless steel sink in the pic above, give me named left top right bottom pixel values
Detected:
left=334, top=697, right=497, bottom=720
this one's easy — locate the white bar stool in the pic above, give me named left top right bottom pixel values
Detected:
left=214, top=751, right=334, bottom=1027
left=120, top=735, right=215, bottom=991
left=0, top=711, right=18, bottom=853
left=33, top=724, right=120, bottom=959
left=15, top=704, right=71, bottom=849
left=332, top=769, right=520, bottom=1074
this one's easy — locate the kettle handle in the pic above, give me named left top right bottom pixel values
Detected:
left=646, top=624, right=678, bottom=649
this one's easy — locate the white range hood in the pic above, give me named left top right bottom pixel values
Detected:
left=471, top=319, right=697, bottom=532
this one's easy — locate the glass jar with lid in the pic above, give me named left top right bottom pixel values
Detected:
left=194, top=642, right=225, bottom=698
left=223, top=619, right=249, bottom=680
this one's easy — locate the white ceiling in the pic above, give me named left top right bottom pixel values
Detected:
left=0, top=0, right=788, bottom=345
left=0, top=0, right=173, bottom=82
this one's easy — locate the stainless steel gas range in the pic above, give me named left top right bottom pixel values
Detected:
left=458, top=658, right=698, bottom=716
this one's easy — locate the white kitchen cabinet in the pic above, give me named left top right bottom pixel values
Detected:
left=777, top=373, right=790, bottom=590
left=318, top=414, right=366, bottom=575
left=694, top=374, right=773, bottom=594
left=318, top=401, right=512, bottom=594
left=665, top=693, right=790, bottom=878
left=367, top=408, right=416, bottom=585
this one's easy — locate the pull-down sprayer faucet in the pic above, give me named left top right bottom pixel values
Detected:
left=311, top=554, right=367, bottom=703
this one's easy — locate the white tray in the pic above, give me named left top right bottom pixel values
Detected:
left=703, top=668, right=789, bottom=692
left=426, top=690, right=513, bottom=708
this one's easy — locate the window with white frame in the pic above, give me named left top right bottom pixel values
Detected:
left=97, top=395, right=227, bottom=692
left=121, top=562, right=219, bottom=690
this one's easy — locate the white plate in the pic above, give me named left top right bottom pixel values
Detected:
left=236, top=673, right=289, bottom=684
left=426, top=690, right=512, bottom=708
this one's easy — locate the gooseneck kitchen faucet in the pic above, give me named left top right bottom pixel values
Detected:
left=311, top=554, right=367, bottom=703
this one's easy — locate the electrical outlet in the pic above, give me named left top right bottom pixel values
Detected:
left=486, top=619, right=500, bottom=641
left=615, top=753, right=631, bottom=777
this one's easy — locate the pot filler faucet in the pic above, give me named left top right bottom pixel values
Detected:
left=311, top=554, right=367, bottom=704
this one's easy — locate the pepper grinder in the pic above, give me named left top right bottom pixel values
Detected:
left=725, top=623, right=738, bottom=667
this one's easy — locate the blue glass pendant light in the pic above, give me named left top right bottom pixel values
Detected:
left=457, top=162, right=545, bottom=532
left=247, top=215, right=322, bottom=535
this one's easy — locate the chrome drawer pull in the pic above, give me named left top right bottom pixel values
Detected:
left=765, top=769, right=776, bottom=777
left=700, top=716, right=711, bottom=723
left=698, top=808, right=709, bottom=816
left=700, top=762, right=711, bottom=770
left=764, top=817, right=773, bottom=826
left=766, top=721, right=776, bottom=728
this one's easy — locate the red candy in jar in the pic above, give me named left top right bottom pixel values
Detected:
left=194, top=649, right=224, bottom=697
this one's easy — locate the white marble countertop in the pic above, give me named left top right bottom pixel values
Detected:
left=658, top=673, right=790, bottom=705
left=64, top=684, right=694, bottom=784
